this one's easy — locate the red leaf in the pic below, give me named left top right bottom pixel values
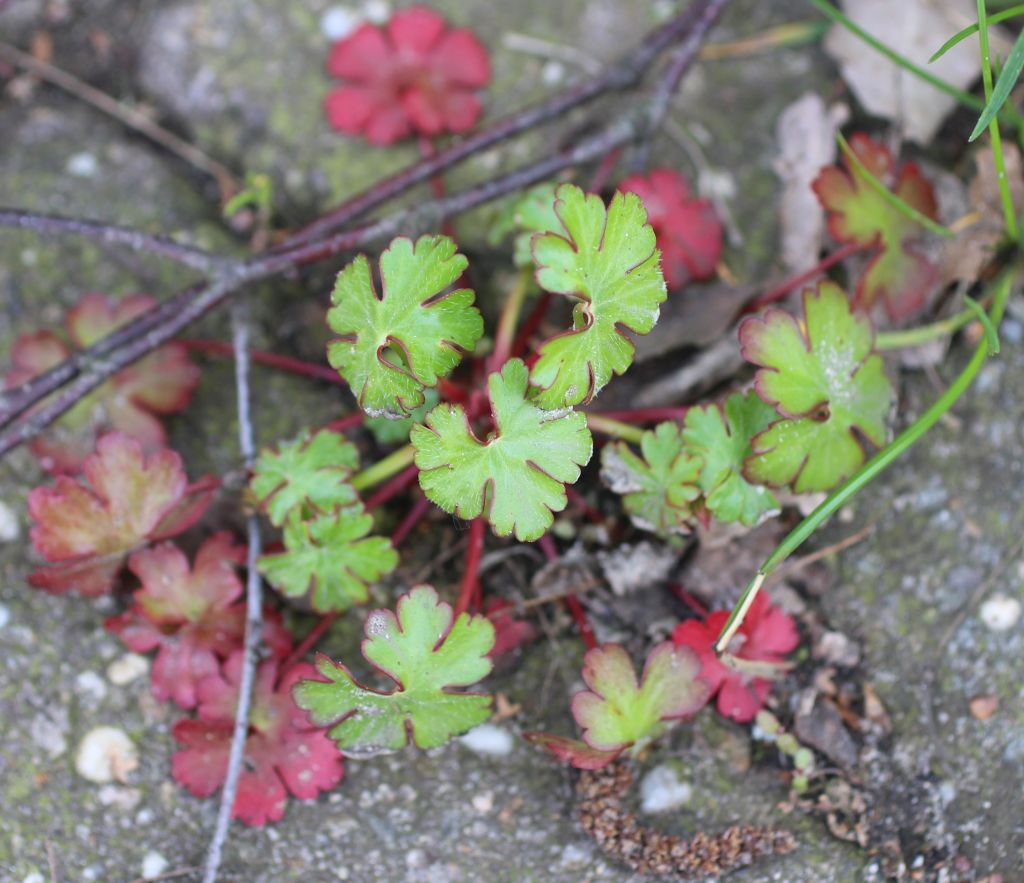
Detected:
left=618, top=168, right=723, bottom=290
left=28, top=433, right=213, bottom=596
left=485, top=598, right=538, bottom=659
left=105, top=533, right=291, bottom=708
left=672, top=593, right=799, bottom=723
left=812, top=133, right=939, bottom=321
left=172, top=654, right=344, bottom=826
left=324, top=5, right=491, bottom=146
left=4, top=293, right=200, bottom=473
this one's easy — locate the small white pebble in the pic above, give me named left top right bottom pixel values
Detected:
left=20, top=248, right=38, bottom=266
left=322, top=6, right=361, bottom=40
left=362, top=0, right=390, bottom=24
left=75, top=670, right=108, bottom=703
left=980, top=594, right=1022, bottom=632
left=97, top=784, right=142, bottom=811
left=639, top=764, right=692, bottom=814
left=107, top=652, right=150, bottom=686
left=542, top=60, right=565, bottom=85
left=559, top=844, right=588, bottom=867
left=136, top=807, right=155, bottom=826
left=458, top=723, right=513, bottom=756
left=75, top=726, right=138, bottom=784
left=141, top=851, right=169, bottom=879
left=0, top=501, right=19, bottom=541
left=66, top=152, right=99, bottom=177
left=30, top=714, right=67, bottom=758
left=471, top=790, right=494, bottom=813
left=0, top=603, right=9, bottom=630
left=23, top=874, right=45, bottom=883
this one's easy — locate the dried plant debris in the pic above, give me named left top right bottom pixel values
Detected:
left=576, top=760, right=796, bottom=879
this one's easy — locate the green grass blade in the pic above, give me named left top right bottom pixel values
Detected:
left=930, top=4, right=1024, bottom=62
left=970, top=26, right=1024, bottom=140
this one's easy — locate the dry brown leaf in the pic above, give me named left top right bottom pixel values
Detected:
left=825, top=0, right=1010, bottom=145
left=774, top=93, right=849, bottom=274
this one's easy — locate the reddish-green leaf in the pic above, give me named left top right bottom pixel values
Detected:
left=740, top=281, right=893, bottom=493
left=28, top=433, right=214, bottom=595
left=812, top=133, right=938, bottom=321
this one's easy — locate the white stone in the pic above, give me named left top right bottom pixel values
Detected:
left=471, top=790, right=494, bottom=813
left=639, top=764, right=692, bottom=814
left=75, top=726, right=138, bottom=784
left=66, top=152, right=99, bottom=177
left=22, top=874, right=45, bottom=883
left=141, top=851, right=169, bottom=879
left=0, top=501, right=19, bottom=541
left=107, top=653, right=150, bottom=686
left=321, top=7, right=360, bottom=40
left=75, top=670, right=108, bottom=703
left=458, top=723, right=514, bottom=756
left=361, top=0, right=390, bottom=25
left=980, top=594, right=1022, bottom=632
left=0, top=604, right=9, bottom=630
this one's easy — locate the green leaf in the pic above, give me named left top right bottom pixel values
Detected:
left=740, top=281, right=893, bottom=493
left=250, top=430, right=360, bottom=526
left=411, top=358, right=592, bottom=541
left=571, top=642, right=708, bottom=752
left=599, top=422, right=701, bottom=536
left=364, top=388, right=439, bottom=446
left=529, top=184, right=666, bottom=408
left=294, top=585, right=495, bottom=756
left=257, top=506, right=398, bottom=613
left=970, top=25, right=1024, bottom=140
left=681, top=392, right=780, bottom=526
left=326, top=235, right=483, bottom=419
left=489, top=182, right=561, bottom=267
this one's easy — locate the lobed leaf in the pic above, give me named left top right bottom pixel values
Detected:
left=250, top=430, right=360, bottom=526
left=294, top=585, right=495, bottom=756
left=599, top=422, right=701, bottom=536
left=172, top=654, right=343, bottom=825
left=529, top=184, right=667, bottom=408
left=411, top=358, right=592, bottom=541
left=326, top=235, right=483, bottom=418
left=28, top=433, right=213, bottom=595
left=258, top=506, right=398, bottom=613
left=740, top=281, right=893, bottom=493
left=812, top=133, right=938, bottom=321
left=571, top=642, right=708, bottom=752
left=488, top=182, right=561, bottom=267
left=681, top=392, right=780, bottom=526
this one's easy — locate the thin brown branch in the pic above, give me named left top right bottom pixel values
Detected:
left=0, top=209, right=225, bottom=273
left=0, top=40, right=240, bottom=199
left=203, top=303, right=262, bottom=883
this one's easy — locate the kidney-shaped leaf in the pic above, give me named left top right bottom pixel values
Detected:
left=326, top=235, right=483, bottom=418
left=740, top=281, right=893, bottom=493
left=411, top=358, right=592, bottom=541
left=529, top=185, right=666, bottom=408
left=294, top=585, right=495, bottom=756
